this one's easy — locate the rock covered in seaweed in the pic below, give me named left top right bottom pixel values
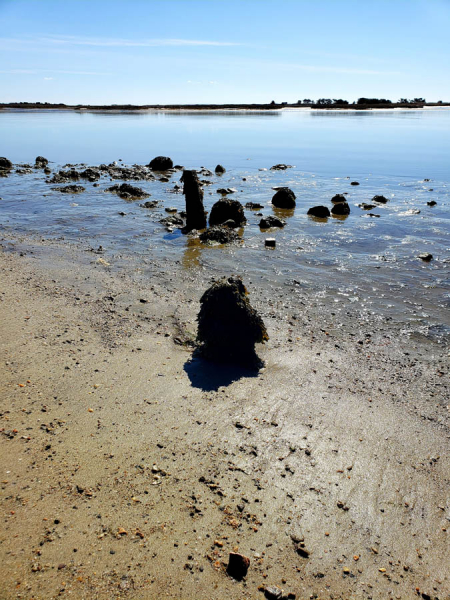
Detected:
left=259, top=215, right=286, bottom=229
left=106, top=183, right=150, bottom=199
left=209, top=199, right=246, bottom=227
left=197, top=277, right=268, bottom=366
left=0, top=157, right=13, bottom=170
left=35, top=156, right=49, bottom=168
left=271, top=188, right=296, bottom=209
left=199, top=225, right=239, bottom=244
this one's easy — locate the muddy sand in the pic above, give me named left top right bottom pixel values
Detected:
left=0, top=237, right=448, bottom=600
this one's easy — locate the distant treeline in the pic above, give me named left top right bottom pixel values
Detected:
left=1, top=99, right=448, bottom=111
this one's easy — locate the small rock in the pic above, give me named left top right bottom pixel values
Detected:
left=259, top=216, right=286, bottom=229
left=331, top=194, right=346, bottom=203
left=199, top=226, right=238, bottom=244
left=418, top=253, right=433, bottom=261
left=35, top=156, right=49, bottom=168
left=427, top=200, right=436, bottom=206
left=245, top=202, right=264, bottom=209
left=307, top=206, right=330, bottom=218
left=149, top=156, right=173, bottom=171
left=350, top=181, right=360, bottom=186
left=270, top=164, right=293, bottom=170
left=372, top=195, right=389, bottom=203
left=265, top=586, right=282, bottom=600
left=227, top=552, right=250, bottom=580
left=331, top=202, right=350, bottom=216
left=209, top=199, right=246, bottom=227
left=217, top=187, right=237, bottom=195
left=0, top=157, right=13, bottom=170
left=272, top=188, right=296, bottom=209
left=265, top=238, right=276, bottom=247
left=215, top=164, right=226, bottom=174
left=358, top=203, right=376, bottom=210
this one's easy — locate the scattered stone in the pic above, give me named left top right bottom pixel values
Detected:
left=35, top=156, right=49, bottom=168
left=199, top=226, right=239, bottom=244
left=209, top=199, right=246, bottom=227
left=181, top=170, right=207, bottom=232
left=0, top=157, right=13, bottom=170
left=245, top=202, right=264, bottom=209
left=140, top=200, right=158, bottom=208
left=350, top=181, right=360, bottom=186
left=270, top=164, right=293, bottom=170
left=272, top=187, right=296, bottom=209
left=264, top=586, right=283, bottom=600
left=331, top=202, right=350, bottom=216
left=149, top=156, right=173, bottom=170
left=160, top=215, right=184, bottom=227
left=331, top=194, right=347, bottom=203
left=226, top=552, right=250, bottom=580
left=365, top=213, right=380, bottom=218
left=427, top=200, right=437, bottom=206
left=265, top=238, right=276, bottom=248
left=165, top=207, right=178, bottom=213
left=215, top=164, right=226, bottom=174
left=48, top=169, right=80, bottom=183
left=418, top=253, right=433, bottom=261
left=80, top=167, right=101, bottom=181
left=197, top=277, right=268, bottom=366
left=307, top=206, right=330, bottom=218
left=372, top=195, right=389, bottom=203
left=107, top=183, right=150, bottom=199
left=259, top=216, right=286, bottom=229
left=52, top=185, right=85, bottom=194
left=217, top=187, right=237, bottom=195
left=358, top=203, right=376, bottom=210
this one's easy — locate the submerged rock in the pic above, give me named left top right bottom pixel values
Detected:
left=197, top=277, right=268, bottom=366
left=427, top=200, right=437, bottom=206
left=358, top=203, right=376, bottom=210
left=271, top=187, right=296, bottom=209
left=245, top=202, right=264, bottom=210
left=215, top=164, right=226, bottom=174
left=331, top=194, right=346, bottom=203
left=48, top=169, right=80, bottom=183
left=209, top=199, right=246, bottom=227
left=418, top=253, right=433, bottom=261
left=307, top=205, right=330, bottom=218
left=226, top=552, right=250, bottom=580
left=372, top=195, right=389, bottom=203
left=107, top=183, right=150, bottom=199
left=270, top=164, right=293, bottom=170
left=350, top=181, right=360, bottom=186
left=217, top=187, right=237, bottom=195
left=35, top=156, right=49, bottom=168
left=53, top=185, right=86, bottom=194
left=331, top=202, right=350, bottom=216
left=140, top=200, right=159, bottom=208
left=259, top=215, right=286, bottom=229
left=199, top=225, right=239, bottom=244
left=80, top=167, right=101, bottom=182
left=0, top=157, right=13, bottom=170
left=149, top=156, right=173, bottom=171
left=181, top=170, right=207, bottom=232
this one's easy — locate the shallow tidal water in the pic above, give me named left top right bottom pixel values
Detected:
left=1, top=108, right=449, bottom=344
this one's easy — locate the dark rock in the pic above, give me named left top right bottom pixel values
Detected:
left=35, top=156, right=49, bottom=168
left=264, top=586, right=283, bottom=600
left=107, top=183, right=150, bottom=199
left=245, top=202, right=264, bottom=210
left=197, top=277, right=268, bottom=366
left=427, top=200, right=437, bottom=206
left=350, top=181, right=360, bottom=186
left=365, top=213, right=380, bottom=218
left=209, top=199, right=246, bottom=227
left=160, top=215, right=184, bottom=227
left=222, top=219, right=237, bottom=228
left=270, top=164, right=293, bottom=170
left=215, top=164, right=226, bottom=174
left=372, top=195, right=389, bottom=203
left=307, top=206, right=330, bottom=218
left=0, top=157, right=13, bottom=170
left=48, top=169, right=80, bottom=183
left=160, top=176, right=170, bottom=182
left=52, top=185, right=86, bottom=194
left=331, top=202, right=350, bottom=216
left=199, top=226, right=239, bottom=244
left=226, top=551, right=250, bottom=580
left=140, top=200, right=158, bottom=208
left=149, top=156, right=173, bottom=171
left=259, top=216, right=286, bottom=229
left=331, top=194, right=346, bottom=203
left=358, top=203, right=375, bottom=210
left=265, top=238, right=276, bottom=248
left=217, top=187, right=237, bottom=195
left=272, top=188, right=296, bottom=209
left=418, top=253, right=433, bottom=261
left=181, top=170, right=207, bottom=232
left=165, top=207, right=177, bottom=213
left=80, top=168, right=100, bottom=182
left=44, top=167, right=51, bottom=175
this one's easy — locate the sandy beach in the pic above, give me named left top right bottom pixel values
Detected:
left=0, top=235, right=448, bottom=600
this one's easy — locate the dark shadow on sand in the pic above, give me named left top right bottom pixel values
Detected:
left=184, top=352, right=261, bottom=392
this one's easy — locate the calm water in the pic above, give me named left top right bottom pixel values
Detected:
left=1, top=108, right=449, bottom=343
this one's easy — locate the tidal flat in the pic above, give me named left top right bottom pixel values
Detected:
left=0, top=109, right=449, bottom=599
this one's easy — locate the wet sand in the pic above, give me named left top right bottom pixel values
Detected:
left=0, top=238, right=448, bottom=600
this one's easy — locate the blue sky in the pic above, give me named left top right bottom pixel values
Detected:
left=1, top=0, right=449, bottom=104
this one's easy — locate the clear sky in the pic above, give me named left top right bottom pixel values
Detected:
left=1, top=0, right=449, bottom=105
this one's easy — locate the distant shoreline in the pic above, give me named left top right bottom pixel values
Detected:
left=1, top=101, right=449, bottom=112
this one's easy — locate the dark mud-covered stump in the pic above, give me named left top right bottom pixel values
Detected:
left=197, top=277, right=268, bottom=367
left=181, top=170, right=207, bottom=231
